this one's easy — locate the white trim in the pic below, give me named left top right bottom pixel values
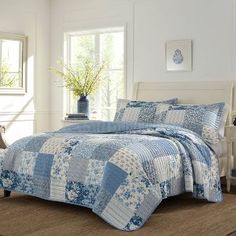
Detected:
left=0, top=110, right=51, bottom=123
left=0, top=32, right=27, bottom=95
left=66, top=27, right=124, bottom=36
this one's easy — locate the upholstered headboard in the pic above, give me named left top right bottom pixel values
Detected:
left=133, top=80, right=234, bottom=124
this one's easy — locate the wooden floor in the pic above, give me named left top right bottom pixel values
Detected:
left=0, top=187, right=235, bottom=236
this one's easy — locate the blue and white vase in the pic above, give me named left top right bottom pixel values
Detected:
left=77, top=96, right=89, bottom=116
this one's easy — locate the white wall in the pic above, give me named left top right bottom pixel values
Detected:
left=50, top=0, right=236, bottom=130
left=134, top=0, right=236, bottom=83
left=0, top=0, right=51, bottom=143
left=50, top=0, right=134, bottom=130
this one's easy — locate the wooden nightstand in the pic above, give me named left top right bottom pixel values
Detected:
left=61, top=119, right=100, bottom=127
left=225, top=125, right=236, bottom=192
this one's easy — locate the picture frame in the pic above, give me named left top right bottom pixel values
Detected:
left=166, top=39, right=192, bottom=72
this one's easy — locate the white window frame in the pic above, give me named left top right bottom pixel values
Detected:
left=0, top=32, right=27, bottom=95
left=64, top=27, right=127, bottom=119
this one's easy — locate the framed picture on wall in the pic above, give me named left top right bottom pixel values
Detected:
left=166, top=39, right=192, bottom=71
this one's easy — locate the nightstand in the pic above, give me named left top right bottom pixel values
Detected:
left=225, top=125, right=236, bottom=192
left=0, top=125, right=7, bottom=149
left=61, top=119, right=100, bottom=127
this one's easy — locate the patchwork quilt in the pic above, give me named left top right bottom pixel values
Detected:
left=0, top=122, right=222, bottom=231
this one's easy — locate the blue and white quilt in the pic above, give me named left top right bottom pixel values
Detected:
left=0, top=122, right=222, bottom=231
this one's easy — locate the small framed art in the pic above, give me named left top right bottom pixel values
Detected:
left=166, top=39, right=192, bottom=71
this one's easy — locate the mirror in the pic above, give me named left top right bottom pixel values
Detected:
left=0, top=32, right=27, bottom=94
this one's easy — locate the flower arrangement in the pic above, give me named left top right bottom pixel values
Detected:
left=50, top=57, right=106, bottom=97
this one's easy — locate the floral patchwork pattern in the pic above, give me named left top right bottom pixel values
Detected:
left=115, top=98, right=177, bottom=113
left=40, top=137, right=66, bottom=154
left=154, top=103, right=225, bottom=144
left=125, top=214, right=143, bottom=231
left=114, top=172, right=152, bottom=211
left=66, top=181, right=100, bottom=208
left=51, top=153, right=71, bottom=180
left=2, top=170, right=33, bottom=194
left=51, top=137, right=80, bottom=180
left=0, top=121, right=223, bottom=231
left=17, top=151, right=37, bottom=176
left=114, top=98, right=177, bottom=122
left=114, top=104, right=173, bottom=123
left=109, top=147, right=141, bottom=174
left=85, top=160, right=105, bottom=185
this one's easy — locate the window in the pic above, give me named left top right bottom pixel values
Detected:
left=0, top=33, right=27, bottom=94
left=65, top=27, right=125, bottom=120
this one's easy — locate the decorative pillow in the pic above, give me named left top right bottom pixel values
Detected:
left=114, top=98, right=177, bottom=121
left=114, top=103, right=172, bottom=123
left=154, top=102, right=225, bottom=144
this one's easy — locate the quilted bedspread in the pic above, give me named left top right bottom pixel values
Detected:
left=0, top=122, right=222, bottom=231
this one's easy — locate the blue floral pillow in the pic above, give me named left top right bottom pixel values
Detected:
left=114, top=103, right=172, bottom=123
left=114, top=98, right=177, bottom=122
left=154, top=102, right=225, bottom=144
left=125, top=98, right=177, bottom=107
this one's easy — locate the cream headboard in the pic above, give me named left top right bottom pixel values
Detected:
left=133, top=80, right=234, bottom=124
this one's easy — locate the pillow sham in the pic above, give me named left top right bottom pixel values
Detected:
left=154, top=102, right=225, bottom=144
left=114, top=98, right=177, bottom=121
left=114, top=103, right=171, bottom=123
left=116, top=98, right=177, bottom=108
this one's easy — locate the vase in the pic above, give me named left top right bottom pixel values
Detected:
left=77, top=96, right=89, bottom=116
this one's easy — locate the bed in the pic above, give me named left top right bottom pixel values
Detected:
left=0, top=80, right=234, bottom=231
left=133, top=81, right=234, bottom=177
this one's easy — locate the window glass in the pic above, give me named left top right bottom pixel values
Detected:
left=100, top=32, right=124, bottom=69
left=66, top=28, right=125, bottom=120
left=70, top=34, right=95, bottom=66
left=0, top=33, right=26, bottom=93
